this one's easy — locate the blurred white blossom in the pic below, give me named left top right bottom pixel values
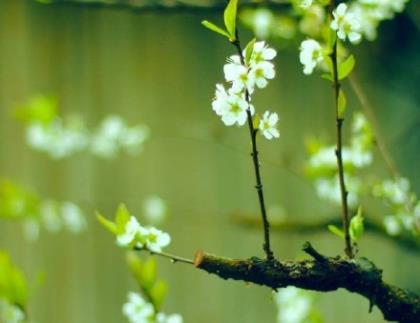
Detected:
left=61, top=202, right=87, bottom=233
left=123, top=292, right=154, bottom=323
left=0, top=299, right=25, bottom=323
left=331, top=3, right=361, bottom=43
left=143, top=196, right=167, bottom=224
left=299, top=39, right=324, bottom=75
left=273, top=287, right=318, bottom=323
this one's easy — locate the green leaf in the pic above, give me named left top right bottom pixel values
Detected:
left=140, top=258, right=157, bottom=289
left=201, top=20, right=230, bottom=38
left=150, top=280, right=167, bottom=310
left=338, top=55, right=355, bottom=80
left=224, top=0, right=238, bottom=40
left=244, top=38, right=256, bottom=65
left=252, top=113, right=260, bottom=130
left=126, top=252, right=143, bottom=284
left=321, top=73, right=333, bottom=82
left=328, top=224, right=345, bottom=239
left=96, top=212, right=117, bottom=234
left=350, top=207, right=364, bottom=242
left=115, top=204, right=130, bottom=234
left=337, top=89, right=347, bottom=118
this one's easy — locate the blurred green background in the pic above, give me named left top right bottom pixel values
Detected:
left=0, top=0, right=419, bottom=322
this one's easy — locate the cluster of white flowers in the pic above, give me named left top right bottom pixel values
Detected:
left=212, top=41, right=280, bottom=140
left=307, top=113, right=373, bottom=206
left=25, top=115, right=149, bottom=160
left=123, top=292, right=183, bottom=323
left=117, top=216, right=171, bottom=252
left=0, top=299, right=25, bottom=323
left=91, top=115, right=149, bottom=159
left=273, top=287, right=318, bottom=323
left=26, top=117, right=88, bottom=159
left=22, top=200, right=87, bottom=242
left=373, top=177, right=420, bottom=236
left=349, top=0, right=410, bottom=41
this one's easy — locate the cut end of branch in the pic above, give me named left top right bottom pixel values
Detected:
left=194, top=250, right=205, bottom=267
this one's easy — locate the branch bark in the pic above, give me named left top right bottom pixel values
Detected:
left=194, top=243, right=420, bottom=323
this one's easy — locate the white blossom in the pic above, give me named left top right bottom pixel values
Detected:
left=331, top=3, right=362, bottom=43
left=0, top=300, right=25, bottom=323
left=224, top=55, right=255, bottom=94
left=156, top=313, right=184, bottom=323
left=117, top=216, right=142, bottom=247
left=259, top=111, right=280, bottom=140
left=251, top=61, right=275, bottom=88
left=123, top=292, right=154, bottom=323
left=143, top=196, right=167, bottom=224
left=144, top=227, right=171, bottom=252
left=299, top=39, right=324, bottom=75
left=250, top=41, right=277, bottom=64
left=61, top=202, right=87, bottom=233
left=383, top=215, right=402, bottom=236
left=273, top=287, right=313, bottom=323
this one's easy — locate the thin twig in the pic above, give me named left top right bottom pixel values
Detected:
left=134, top=247, right=194, bottom=265
left=329, top=1, right=353, bottom=258
left=231, top=32, right=274, bottom=260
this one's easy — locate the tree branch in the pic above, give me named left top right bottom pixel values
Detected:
left=194, top=243, right=420, bottom=323
left=231, top=212, right=420, bottom=253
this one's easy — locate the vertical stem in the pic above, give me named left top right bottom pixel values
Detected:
left=330, top=2, right=354, bottom=258
left=231, top=34, right=274, bottom=260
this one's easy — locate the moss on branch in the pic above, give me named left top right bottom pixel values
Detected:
left=194, top=243, right=420, bottom=323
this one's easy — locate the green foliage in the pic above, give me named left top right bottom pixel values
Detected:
left=201, top=21, right=230, bottom=39
left=15, top=95, right=58, bottom=125
left=96, top=212, right=117, bottom=235
left=337, top=89, right=347, bottom=118
left=350, top=207, right=364, bottom=242
left=0, top=250, right=28, bottom=307
left=0, top=179, right=40, bottom=220
left=126, top=253, right=167, bottom=311
left=96, top=204, right=130, bottom=236
left=328, top=224, right=345, bottom=239
left=244, top=38, right=256, bottom=65
left=224, top=0, right=238, bottom=40
left=338, top=55, right=355, bottom=80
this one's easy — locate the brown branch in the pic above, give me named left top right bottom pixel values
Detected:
left=329, top=1, right=353, bottom=258
left=194, top=243, right=420, bottom=323
left=231, top=213, right=420, bottom=253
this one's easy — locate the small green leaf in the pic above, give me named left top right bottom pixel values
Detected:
left=201, top=20, right=230, bottom=38
left=126, top=252, right=143, bottom=285
left=338, top=55, right=355, bottom=80
left=328, top=224, right=345, bottom=239
left=252, top=113, right=260, bottom=130
left=115, top=204, right=130, bottom=234
left=150, top=280, right=167, bottom=310
left=140, top=258, right=157, bottom=289
left=350, top=207, right=364, bottom=242
left=321, top=73, right=333, bottom=82
left=224, top=0, right=238, bottom=40
left=337, top=89, right=347, bottom=118
left=244, top=38, right=256, bottom=65
left=96, top=212, right=117, bottom=235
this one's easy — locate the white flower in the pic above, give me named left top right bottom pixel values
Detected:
left=61, top=202, right=87, bottom=233
left=0, top=300, right=25, bottom=323
left=300, top=0, right=313, bottom=9
left=383, top=216, right=402, bottom=236
left=224, top=56, right=255, bottom=94
left=273, top=287, right=312, bottom=323
left=40, top=199, right=62, bottom=233
left=299, top=39, right=324, bottom=75
left=330, top=3, right=362, bottom=43
left=251, top=9, right=274, bottom=38
left=117, top=216, right=142, bottom=247
left=157, top=313, right=183, bottom=323
left=251, top=61, right=275, bottom=88
left=123, top=292, right=154, bottom=323
left=143, top=196, right=167, bottom=224
left=250, top=41, right=277, bottom=64
left=144, top=227, right=171, bottom=252
left=221, top=94, right=250, bottom=126
left=212, top=84, right=230, bottom=116
left=259, top=111, right=280, bottom=140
